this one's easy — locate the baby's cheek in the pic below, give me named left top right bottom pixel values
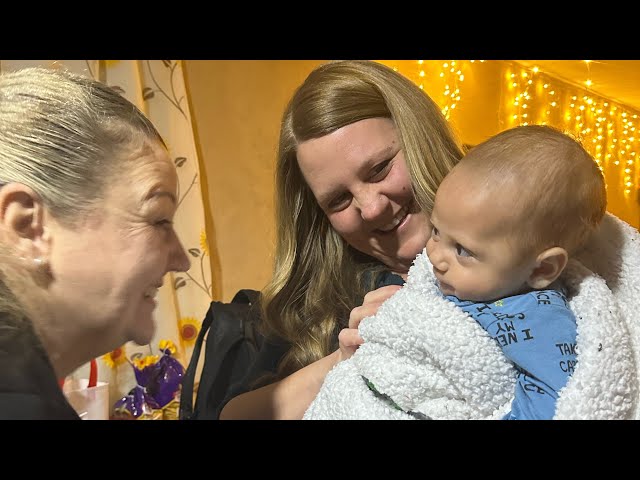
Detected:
left=425, top=239, right=434, bottom=256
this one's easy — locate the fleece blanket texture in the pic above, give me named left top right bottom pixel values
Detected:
left=303, top=213, right=640, bottom=420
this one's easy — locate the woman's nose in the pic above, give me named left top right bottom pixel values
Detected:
left=169, top=232, right=192, bottom=273
left=355, top=188, right=388, bottom=222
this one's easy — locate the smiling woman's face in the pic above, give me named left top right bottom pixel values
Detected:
left=297, top=117, right=430, bottom=274
left=46, top=141, right=191, bottom=351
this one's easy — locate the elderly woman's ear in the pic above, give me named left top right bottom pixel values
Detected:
left=0, top=183, right=49, bottom=258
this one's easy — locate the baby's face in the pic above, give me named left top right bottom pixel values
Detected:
left=426, top=169, right=536, bottom=302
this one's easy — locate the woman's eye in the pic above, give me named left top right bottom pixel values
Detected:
left=370, top=160, right=392, bottom=180
left=156, top=219, right=174, bottom=229
left=456, top=244, right=472, bottom=257
left=328, top=193, right=351, bottom=211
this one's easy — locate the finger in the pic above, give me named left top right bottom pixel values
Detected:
left=338, top=328, right=364, bottom=348
left=348, top=304, right=380, bottom=329
left=363, top=284, right=402, bottom=304
left=350, top=285, right=402, bottom=329
left=338, top=329, right=363, bottom=362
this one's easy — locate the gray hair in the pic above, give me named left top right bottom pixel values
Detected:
left=0, top=67, right=163, bottom=225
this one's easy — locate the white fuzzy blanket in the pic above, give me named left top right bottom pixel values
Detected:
left=303, top=213, right=640, bottom=420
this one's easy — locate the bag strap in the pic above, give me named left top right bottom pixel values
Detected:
left=179, top=302, right=215, bottom=420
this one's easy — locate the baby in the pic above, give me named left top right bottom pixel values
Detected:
left=427, top=124, right=606, bottom=419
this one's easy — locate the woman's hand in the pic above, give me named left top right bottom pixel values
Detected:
left=338, top=284, right=403, bottom=361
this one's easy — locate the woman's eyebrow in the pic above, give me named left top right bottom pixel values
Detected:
left=145, top=189, right=177, bottom=205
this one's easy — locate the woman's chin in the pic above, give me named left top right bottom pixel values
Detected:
left=128, top=316, right=156, bottom=346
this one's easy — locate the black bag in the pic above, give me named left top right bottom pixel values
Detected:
left=179, top=289, right=263, bottom=420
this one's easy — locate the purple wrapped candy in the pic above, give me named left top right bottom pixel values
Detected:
left=111, top=354, right=162, bottom=419
left=111, top=341, right=185, bottom=419
left=148, top=342, right=185, bottom=408
left=133, top=358, right=160, bottom=388
left=112, top=384, right=161, bottom=419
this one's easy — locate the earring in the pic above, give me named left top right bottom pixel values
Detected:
left=30, top=256, right=51, bottom=287
left=17, top=256, right=48, bottom=270
left=33, top=257, right=49, bottom=270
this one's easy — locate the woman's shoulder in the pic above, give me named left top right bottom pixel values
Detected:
left=372, top=270, right=405, bottom=289
left=0, top=313, right=79, bottom=419
left=0, top=392, right=79, bottom=420
left=360, top=267, right=405, bottom=290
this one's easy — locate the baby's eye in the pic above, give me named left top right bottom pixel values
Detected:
left=456, top=244, right=472, bottom=257
left=431, top=227, right=440, bottom=238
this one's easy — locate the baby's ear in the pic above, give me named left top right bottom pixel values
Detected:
left=527, top=247, right=568, bottom=289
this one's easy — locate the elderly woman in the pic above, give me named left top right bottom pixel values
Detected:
left=0, top=67, right=191, bottom=419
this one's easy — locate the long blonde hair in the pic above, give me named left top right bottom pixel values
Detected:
left=262, top=60, right=464, bottom=377
left=0, top=67, right=163, bottom=319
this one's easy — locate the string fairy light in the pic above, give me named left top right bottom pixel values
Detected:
left=416, top=60, right=482, bottom=119
left=502, top=61, right=638, bottom=199
left=398, top=60, right=639, bottom=203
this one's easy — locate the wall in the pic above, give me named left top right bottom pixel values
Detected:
left=182, top=60, right=324, bottom=301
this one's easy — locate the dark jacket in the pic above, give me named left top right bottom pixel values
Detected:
left=0, top=312, right=79, bottom=420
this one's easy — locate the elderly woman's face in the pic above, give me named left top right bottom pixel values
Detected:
left=47, top=141, right=190, bottom=349
left=297, top=117, right=430, bottom=275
